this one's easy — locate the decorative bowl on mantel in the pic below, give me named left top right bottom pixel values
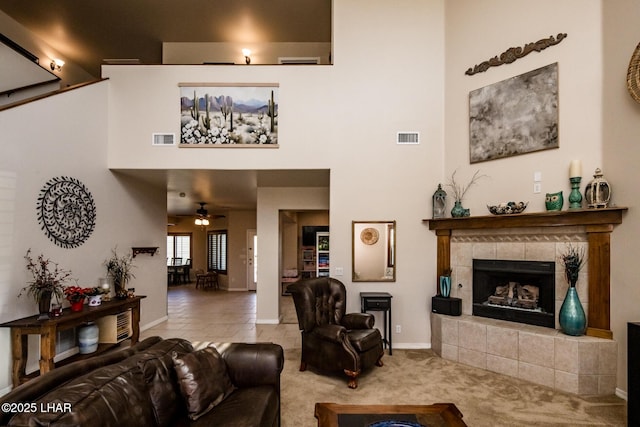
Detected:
left=487, top=201, right=528, bottom=215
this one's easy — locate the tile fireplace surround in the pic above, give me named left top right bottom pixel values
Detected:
left=425, top=208, right=626, bottom=396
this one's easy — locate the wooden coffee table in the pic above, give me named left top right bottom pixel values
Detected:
left=315, top=402, right=467, bottom=427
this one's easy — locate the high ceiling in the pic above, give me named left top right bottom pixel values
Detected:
left=1, top=1, right=332, bottom=217
left=0, top=0, right=331, bottom=77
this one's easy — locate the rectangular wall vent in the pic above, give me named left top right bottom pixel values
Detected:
left=278, top=57, right=321, bottom=64
left=152, top=133, right=175, bottom=146
left=397, top=132, right=420, bottom=145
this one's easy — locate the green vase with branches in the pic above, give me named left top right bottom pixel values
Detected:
left=559, top=244, right=587, bottom=336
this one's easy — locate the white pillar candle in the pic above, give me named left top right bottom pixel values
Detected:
left=569, top=160, right=582, bottom=178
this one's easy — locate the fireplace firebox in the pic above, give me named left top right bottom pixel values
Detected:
left=473, top=259, right=555, bottom=328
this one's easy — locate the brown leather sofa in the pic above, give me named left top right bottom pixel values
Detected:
left=0, top=336, right=284, bottom=427
left=287, top=277, right=384, bottom=388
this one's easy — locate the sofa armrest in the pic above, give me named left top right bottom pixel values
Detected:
left=342, top=312, right=375, bottom=329
left=219, top=343, right=284, bottom=389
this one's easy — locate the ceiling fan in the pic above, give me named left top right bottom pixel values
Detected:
left=194, top=202, right=225, bottom=226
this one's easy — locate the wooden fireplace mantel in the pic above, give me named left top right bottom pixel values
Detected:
left=423, top=207, right=627, bottom=339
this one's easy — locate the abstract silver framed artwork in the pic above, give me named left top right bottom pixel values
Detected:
left=468, top=62, right=559, bottom=163
left=179, top=83, right=279, bottom=146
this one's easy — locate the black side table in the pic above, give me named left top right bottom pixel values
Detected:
left=360, top=292, right=393, bottom=355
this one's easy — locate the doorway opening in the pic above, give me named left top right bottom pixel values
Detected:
left=279, top=209, right=329, bottom=323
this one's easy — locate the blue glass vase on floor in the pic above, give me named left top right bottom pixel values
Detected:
left=558, top=243, right=587, bottom=336
left=559, top=287, right=586, bottom=336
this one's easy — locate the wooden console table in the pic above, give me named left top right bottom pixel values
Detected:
left=0, top=296, right=145, bottom=387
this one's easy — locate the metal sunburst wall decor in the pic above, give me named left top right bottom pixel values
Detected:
left=36, top=176, right=96, bottom=248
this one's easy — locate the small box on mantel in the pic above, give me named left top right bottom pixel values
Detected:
left=432, top=296, right=461, bottom=316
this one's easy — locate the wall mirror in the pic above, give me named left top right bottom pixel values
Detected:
left=352, top=221, right=396, bottom=282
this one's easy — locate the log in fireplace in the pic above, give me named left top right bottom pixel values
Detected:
left=473, top=259, right=555, bottom=328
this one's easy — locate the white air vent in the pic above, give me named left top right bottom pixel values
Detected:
left=397, top=132, right=420, bottom=145
left=278, top=57, right=321, bottom=64
left=152, top=133, right=175, bottom=146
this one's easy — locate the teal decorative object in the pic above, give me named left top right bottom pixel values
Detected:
left=451, top=200, right=469, bottom=218
left=568, top=177, right=583, bottom=209
left=559, top=287, right=586, bottom=336
left=559, top=244, right=587, bottom=336
left=545, top=191, right=564, bottom=211
left=446, top=169, right=486, bottom=218
left=439, top=276, right=451, bottom=298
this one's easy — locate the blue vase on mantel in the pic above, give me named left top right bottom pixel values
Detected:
left=451, top=200, right=469, bottom=218
left=559, top=287, right=586, bottom=336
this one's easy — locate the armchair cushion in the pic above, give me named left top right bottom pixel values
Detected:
left=172, top=347, right=236, bottom=421
left=348, top=328, right=383, bottom=353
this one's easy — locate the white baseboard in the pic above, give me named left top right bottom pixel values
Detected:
left=390, top=343, right=432, bottom=350
left=256, top=318, right=279, bottom=324
left=141, top=315, right=169, bottom=331
left=616, top=387, right=628, bottom=401
left=0, top=384, right=12, bottom=397
left=54, top=347, right=79, bottom=363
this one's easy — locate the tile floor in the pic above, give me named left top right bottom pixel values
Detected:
left=140, top=284, right=302, bottom=350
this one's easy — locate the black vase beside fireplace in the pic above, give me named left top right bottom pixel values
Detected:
left=473, top=259, right=555, bottom=328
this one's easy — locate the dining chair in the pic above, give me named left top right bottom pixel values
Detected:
left=195, top=269, right=207, bottom=289
left=181, top=259, right=192, bottom=283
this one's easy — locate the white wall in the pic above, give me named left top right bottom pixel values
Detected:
left=602, top=0, right=640, bottom=395
left=0, top=81, right=168, bottom=392
left=103, top=0, right=445, bottom=344
left=444, top=0, right=603, bottom=214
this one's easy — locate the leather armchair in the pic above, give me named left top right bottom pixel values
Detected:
left=287, top=277, right=384, bottom=388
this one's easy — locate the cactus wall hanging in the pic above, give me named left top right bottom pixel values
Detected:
left=179, top=83, right=279, bottom=146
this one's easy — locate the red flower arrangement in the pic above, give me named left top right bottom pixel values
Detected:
left=64, top=286, right=91, bottom=303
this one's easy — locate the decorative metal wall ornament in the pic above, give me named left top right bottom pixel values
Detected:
left=465, top=33, right=567, bottom=76
left=36, top=176, right=96, bottom=248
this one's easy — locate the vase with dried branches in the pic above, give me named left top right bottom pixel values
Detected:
left=105, top=248, right=135, bottom=299
left=19, top=250, right=72, bottom=320
left=559, top=244, right=587, bottom=336
left=446, top=169, right=486, bottom=217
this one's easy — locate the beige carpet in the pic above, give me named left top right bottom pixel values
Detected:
left=280, top=348, right=626, bottom=427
